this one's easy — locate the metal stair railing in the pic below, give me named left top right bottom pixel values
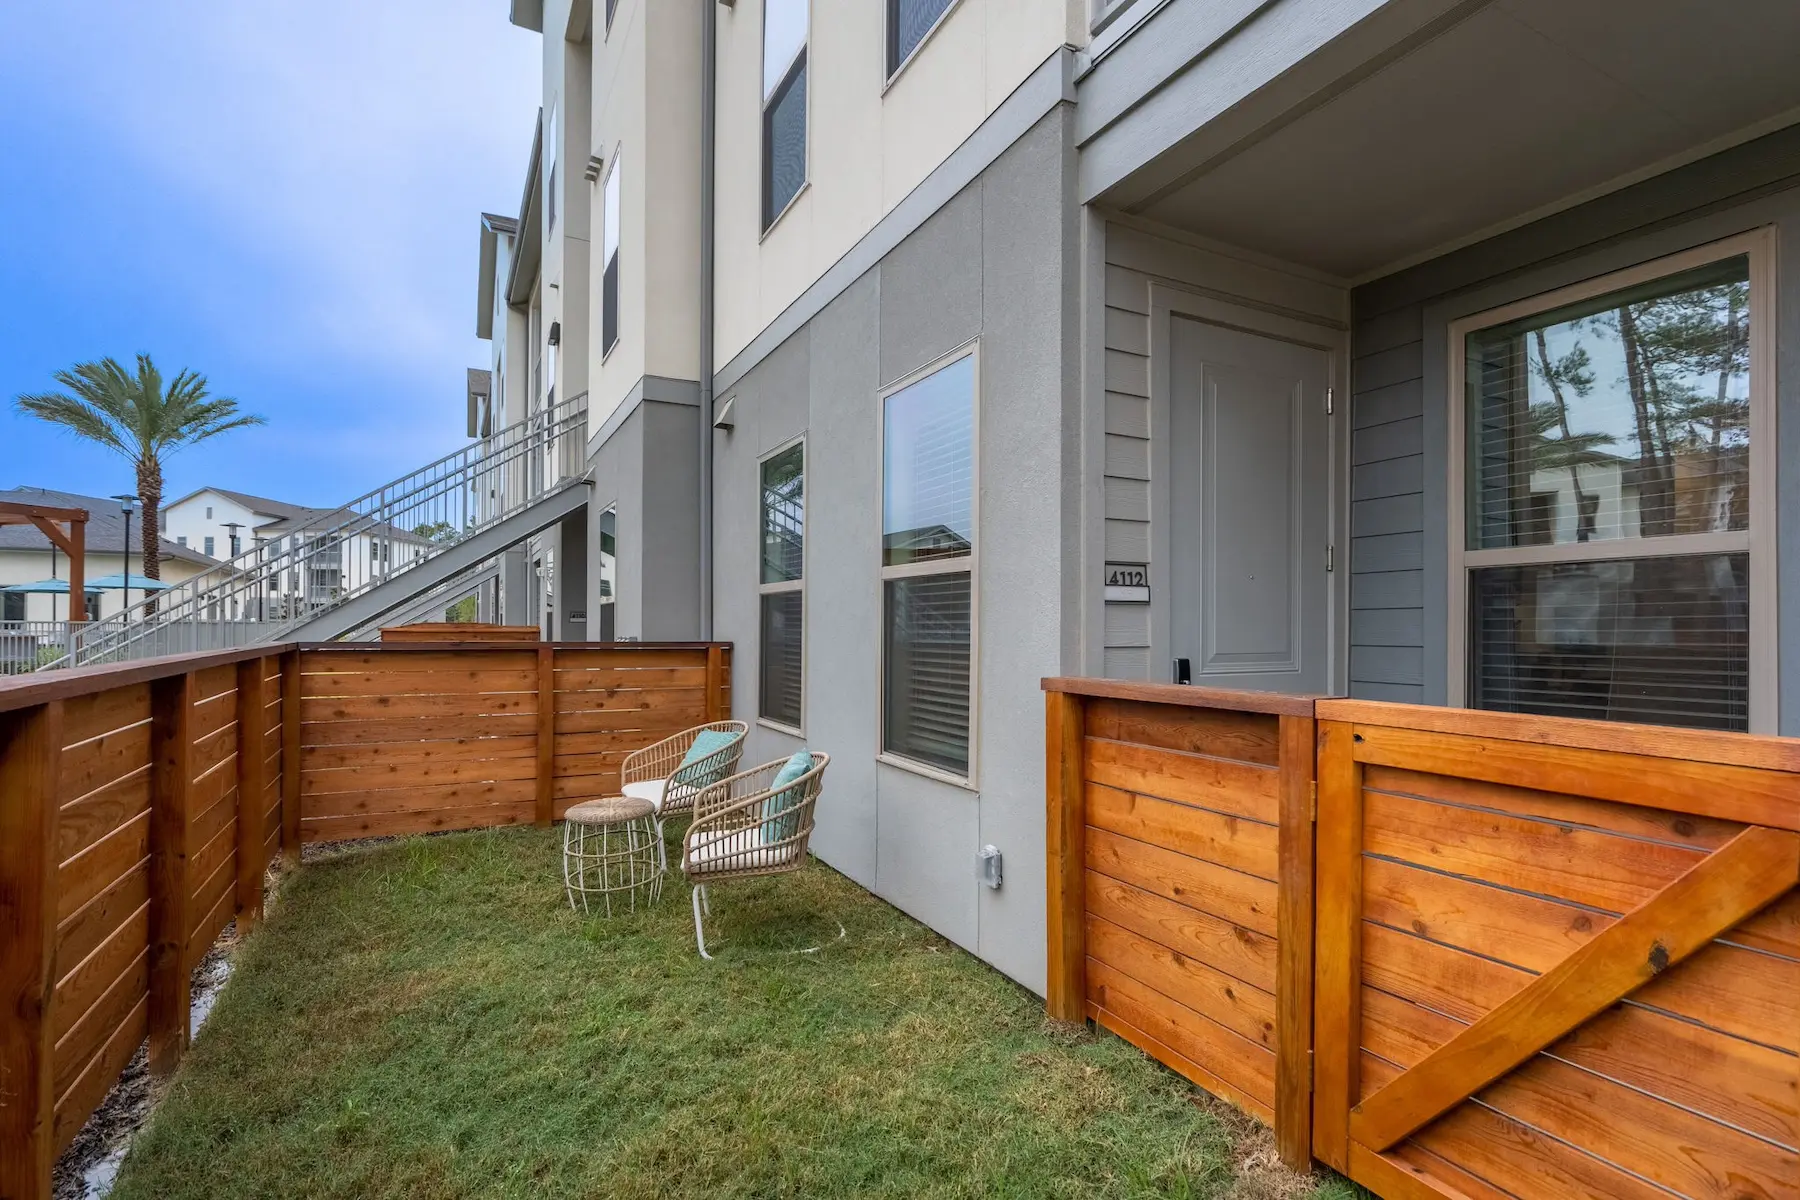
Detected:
left=50, top=394, right=587, bottom=667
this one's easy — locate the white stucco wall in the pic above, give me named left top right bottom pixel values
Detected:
left=712, top=0, right=1083, bottom=369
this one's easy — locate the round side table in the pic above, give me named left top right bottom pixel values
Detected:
left=563, top=796, right=665, bottom=915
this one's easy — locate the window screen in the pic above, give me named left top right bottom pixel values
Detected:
left=889, top=0, right=954, bottom=75
left=602, top=159, right=621, bottom=354
left=762, top=0, right=807, bottom=228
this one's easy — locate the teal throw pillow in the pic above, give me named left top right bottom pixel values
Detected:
left=762, top=751, right=815, bottom=844
left=677, top=728, right=740, bottom=789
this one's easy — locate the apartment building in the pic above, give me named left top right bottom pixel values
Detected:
left=482, top=0, right=1800, bottom=993
left=0, top=486, right=219, bottom=622
left=163, top=487, right=431, bottom=619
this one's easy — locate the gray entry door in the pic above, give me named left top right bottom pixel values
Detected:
left=1169, top=315, right=1330, bottom=694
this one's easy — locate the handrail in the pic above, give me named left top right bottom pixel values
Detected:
left=47, top=394, right=588, bottom=668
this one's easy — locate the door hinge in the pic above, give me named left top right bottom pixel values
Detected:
left=1325, top=386, right=1334, bottom=416
left=1326, top=544, right=1335, bottom=573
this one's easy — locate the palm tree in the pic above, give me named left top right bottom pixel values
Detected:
left=14, top=354, right=264, bottom=588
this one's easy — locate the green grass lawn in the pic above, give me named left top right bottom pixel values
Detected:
left=112, top=827, right=1337, bottom=1199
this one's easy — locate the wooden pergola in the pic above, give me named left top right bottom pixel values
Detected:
left=0, top=500, right=87, bottom=620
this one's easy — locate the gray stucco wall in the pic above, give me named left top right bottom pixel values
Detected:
left=584, top=393, right=703, bottom=642
left=709, top=106, right=1078, bottom=992
left=1349, top=125, right=1800, bottom=728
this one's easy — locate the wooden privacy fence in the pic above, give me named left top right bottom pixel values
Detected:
left=0, top=639, right=729, bottom=1200
left=1045, top=679, right=1800, bottom=1200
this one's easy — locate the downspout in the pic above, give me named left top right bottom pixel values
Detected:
left=697, top=0, right=717, bottom=640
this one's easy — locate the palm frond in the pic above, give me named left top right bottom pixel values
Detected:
left=13, top=389, right=134, bottom=456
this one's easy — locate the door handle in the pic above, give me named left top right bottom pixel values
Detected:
left=1173, top=658, right=1192, bottom=686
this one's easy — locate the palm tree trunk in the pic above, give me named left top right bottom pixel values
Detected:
left=137, top=459, right=164, bottom=616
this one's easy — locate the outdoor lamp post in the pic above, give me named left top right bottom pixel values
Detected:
left=112, top=494, right=140, bottom=611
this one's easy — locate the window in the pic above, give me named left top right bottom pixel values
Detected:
left=888, top=0, right=954, bottom=77
left=2, top=591, right=22, bottom=622
left=605, top=0, right=617, bottom=33
left=1451, top=235, right=1770, bottom=732
left=204, top=505, right=213, bottom=519
left=601, top=154, right=620, bottom=355
left=546, top=101, right=558, bottom=231
left=597, top=507, right=617, bottom=640
left=762, top=0, right=807, bottom=229
left=203, top=536, right=215, bottom=557
left=176, top=535, right=188, bottom=547
left=759, top=441, right=804, bottom=730
left=881, top=348, right=976, bottom=777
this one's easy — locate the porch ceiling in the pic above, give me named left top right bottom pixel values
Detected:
left=1118, top=0, right=1800, bottom=281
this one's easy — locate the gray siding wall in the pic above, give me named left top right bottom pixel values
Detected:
left=1348, top=124, right=1800, bottom=724
left=584, top=395, right=703, bottom=642
left=709, top=108, right=1078, bottom=992
left=1347, top=307, right=1426, bottom=702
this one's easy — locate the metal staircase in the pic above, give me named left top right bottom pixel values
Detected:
left=50, top=395, right=587, bottom=667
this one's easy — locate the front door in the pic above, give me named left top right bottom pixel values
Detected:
left=1169, top=315, right=1330, bottom=694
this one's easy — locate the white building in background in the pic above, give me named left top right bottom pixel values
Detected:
left=0, top=486, right=220, bottom=622
left=162, top=487, right=433, bottom=619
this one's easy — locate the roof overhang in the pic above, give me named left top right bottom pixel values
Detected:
left=476, top=213, right=518, bottom=340
left=509, top=0, right=543, bottom=33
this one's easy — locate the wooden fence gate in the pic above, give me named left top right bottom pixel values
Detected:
left=1312, top=701, right=1800, bottom=1200
left=1046, top=680, right=1800, bottom=1200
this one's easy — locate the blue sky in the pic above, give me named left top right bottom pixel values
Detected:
left=0, top=2, right=540, bottom=507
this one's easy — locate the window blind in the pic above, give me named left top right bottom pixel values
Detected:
left=883, top=573, right=971, bottom=774
left=1470, top=553, right=1749, bottom=731
left=760, top=591, right=804, bottom=728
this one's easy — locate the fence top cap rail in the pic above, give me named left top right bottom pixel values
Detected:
left=1041, top=676, right=1318, bottom=718
left=0, top=642, right=297, bottom=714
left=1317, top=697, right=1800, bottom=774
left=304, top=641, right=734, bottom=652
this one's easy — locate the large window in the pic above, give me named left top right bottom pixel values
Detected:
left=601, top=154, right=620, bottom=356
left=758, top=441, right=804, bottom=730
left=762, top=0, right=807, bottom=229
left=1452, top=236, right=1770, bottom=732
left=881, top=348, right=976, bottom=777
left=888, top=0, right=955, bottom=78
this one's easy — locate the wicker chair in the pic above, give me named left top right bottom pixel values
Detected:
left=680, top=752, right=829, bottom=959
left=620, top=721, right=748, bottom=865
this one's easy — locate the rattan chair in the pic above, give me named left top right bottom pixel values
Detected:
left=680, top=752, right=829, bottom=959
left=620, top=721, right=748, bottom=865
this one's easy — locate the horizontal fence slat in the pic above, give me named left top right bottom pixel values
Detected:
left=299, top=692, right=537, bottom=723
left=57, top=811, right=149, bottom=924
left=51, top=948, right=145, bottom=1105
left=301, top=756, right=539, bottom=796
left=57, top=773, right=150, bottom=865
left=55, top=866, right=148, bottom=983
left=1086, top=738, right=1279, bottom=825
left=300, top=735, right=537, bottom=768
left=1085, top=914, right=1276, bottom=1049
left=298, top=713, right=538, bottom=745
left=53, top=995, right=146, bottom=1156
left=60, top=685, right=151, bottom=749
left=301, top=800, right=537, bottom=842
left=1088, top=957, right=1276, bottom=1113
left=1086, top=784, right=1278, bottom=882
left=1085, top=826, right=1279, bottom=938
left=1084, top=696, right=1281, bottom=766
left=58, top=723, right=151, bottom=807
left=302, top=780, right=537, bottom=820
left=1086, top=873, right=1278, bottom=995
left=301, top=670, right=540, bottom=698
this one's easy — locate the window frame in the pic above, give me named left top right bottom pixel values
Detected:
left=757, top=434, right=807, bottom=736
left=876, top=340, right=980, bottom=787
left=884, top=0, right=963, bottom=88
left=1444, top=229, right=1776, bottom=732
left=546, top=100, right=558, bottom=232
left=600, top=148, right=621, bottom=359
left=760, top=0, right=809, bottom=234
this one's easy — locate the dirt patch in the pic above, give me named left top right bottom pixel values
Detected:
left=1188, top=1091, right=1322, bottom=1200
